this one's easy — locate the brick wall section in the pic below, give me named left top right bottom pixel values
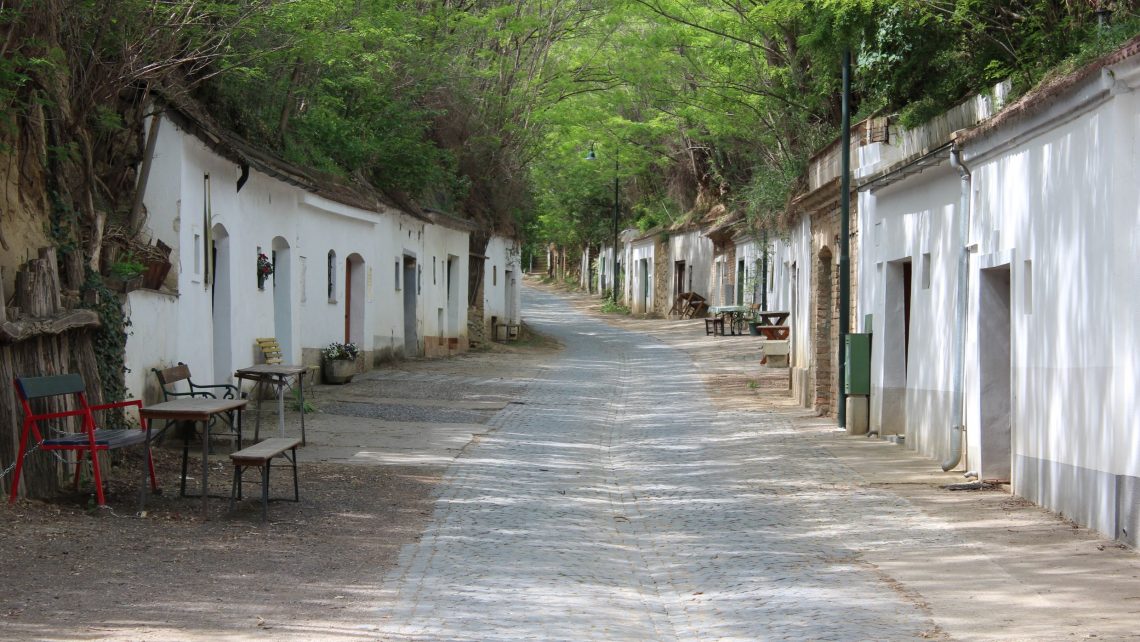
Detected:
left=653, top=236, right=671, bottom=316
left=808, top=200, right=859, bottom=418
left=724, top=245, right=736, bottom=304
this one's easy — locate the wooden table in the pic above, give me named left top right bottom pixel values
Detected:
left=709, top=305, right=748, bottom=335
left=139, top=398, right=247, bottom=518
left=235, top=364, right=308, bottom=445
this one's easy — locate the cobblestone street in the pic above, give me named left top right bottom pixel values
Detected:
left=377, top=286, right=946, bottom=640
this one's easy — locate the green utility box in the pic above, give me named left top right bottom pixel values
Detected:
left=845, top=333, right=871, bottom=395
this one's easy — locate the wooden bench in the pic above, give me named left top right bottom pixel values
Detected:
left=229, top=437, right=301, bottom=522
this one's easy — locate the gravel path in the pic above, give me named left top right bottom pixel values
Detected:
left=375, top=285, right=939, bottom=640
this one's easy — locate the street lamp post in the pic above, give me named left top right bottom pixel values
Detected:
left=587, top=145, right=620, bottom=303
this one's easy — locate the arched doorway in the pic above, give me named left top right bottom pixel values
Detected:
left=271, top=236, right=293, bottom=361
left=815, top=246, right=834, bottom=415
left=211, top=224, right=233, bottom=383
left=345, top=253, right=365, bottom=346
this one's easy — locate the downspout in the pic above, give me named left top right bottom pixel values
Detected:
left=943, top=144, right=971, bottom=471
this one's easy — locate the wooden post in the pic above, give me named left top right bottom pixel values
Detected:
left=1, top=248, right=104, bottom=500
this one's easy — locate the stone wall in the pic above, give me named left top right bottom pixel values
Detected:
left=652, top=236, right=671, bottom=316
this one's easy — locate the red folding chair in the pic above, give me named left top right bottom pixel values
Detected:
left=10, top=373, right=156, bottom=506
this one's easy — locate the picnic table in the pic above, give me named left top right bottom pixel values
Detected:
left=753, top=309, right=791, bottom=340
left=755, top=310, right=790, bottom=326
left=709, top=305, right=748, bottom=336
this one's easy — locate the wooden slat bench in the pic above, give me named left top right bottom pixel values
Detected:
left=229, top=437, right=301, bottom=522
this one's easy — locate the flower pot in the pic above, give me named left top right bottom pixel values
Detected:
left=322, top=359, right=356, bottom=384
left=748, top=321, right=760, bottom=336
left=106, top=274, right=143, bottom=293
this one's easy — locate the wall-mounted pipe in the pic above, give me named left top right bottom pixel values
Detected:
left=943, top=145, right=972, bottom=471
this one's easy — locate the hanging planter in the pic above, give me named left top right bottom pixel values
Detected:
left=257, top=252, right=274, bottom=290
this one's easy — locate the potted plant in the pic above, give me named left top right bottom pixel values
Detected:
left=257, top=252, right=274, bottom=290
left=321, top=341, right=359, bottom=384
left=108, top=256, right=145, bottom=292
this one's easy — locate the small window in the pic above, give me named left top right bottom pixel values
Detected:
left=433, top=256, right=437, bottom=285
left=327, top=250, right=337, bottom=302
left=921, top=252, right=931, bottom=290
left=395, top=260, right=401, bottom=290
left=193, top=233, right=202, bottom=277
left=493, top=265, right=498, bottom=286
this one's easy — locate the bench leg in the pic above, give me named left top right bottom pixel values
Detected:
left=88, top=448, right=108, bottom=506
left=261, top=461, right=271, bottom=523
left=254, top=381, right=264, bottom=443
left=73, top=451, right=85, bottom=489
left=290, top=447, right=299, bottom=502
left=230, top=464, right=241, bottom=511
left=180, top=435, right=190, bottom=497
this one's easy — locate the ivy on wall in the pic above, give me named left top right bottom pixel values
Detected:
left=79, top=269, right=131, bottom=425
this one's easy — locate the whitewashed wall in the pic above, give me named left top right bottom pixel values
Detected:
left=579, top=245, right=592, bottom=290
left=853, top=54, right=1140, bottom=544
left=595, top=244, right=616, bottom=295
left=858, top=165, right=962, bottom=449
left=629, top=237, right=654, bottom=313
left=784, top=214, right=814, bottom=406
left=668, top=229, right=713, bottom=300
left=124, top=114, right=470, bottom=400
left=736, top=235, right=794, bottom=312
left=960, top=63, right=1140, bottom=540
left=420, top=223, right=470, bottom=340
left=484, top=235, right=521, bottom=330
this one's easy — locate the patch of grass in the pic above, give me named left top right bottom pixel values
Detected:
left=597, top=301, right=633, bottom=314
left=291, top=388, right=317, bottom=413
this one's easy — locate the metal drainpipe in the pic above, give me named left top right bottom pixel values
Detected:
left=943, top=145, right=972, bottom=471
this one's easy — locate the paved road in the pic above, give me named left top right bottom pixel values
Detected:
left=376, top=286, right=943, bottom=640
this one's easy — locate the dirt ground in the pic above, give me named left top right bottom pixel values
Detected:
left=0, top=331, right=558, bottom=641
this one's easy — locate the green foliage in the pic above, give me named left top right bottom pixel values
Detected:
left=601, top=299, right=631, bottom=315
left=858, top=1, right=1140, bottom=128
left=80, top=269, right=132, bottom=424
left=109, top=256, right=145, bottom=280
left=291, top=388, right=316, bottom=414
